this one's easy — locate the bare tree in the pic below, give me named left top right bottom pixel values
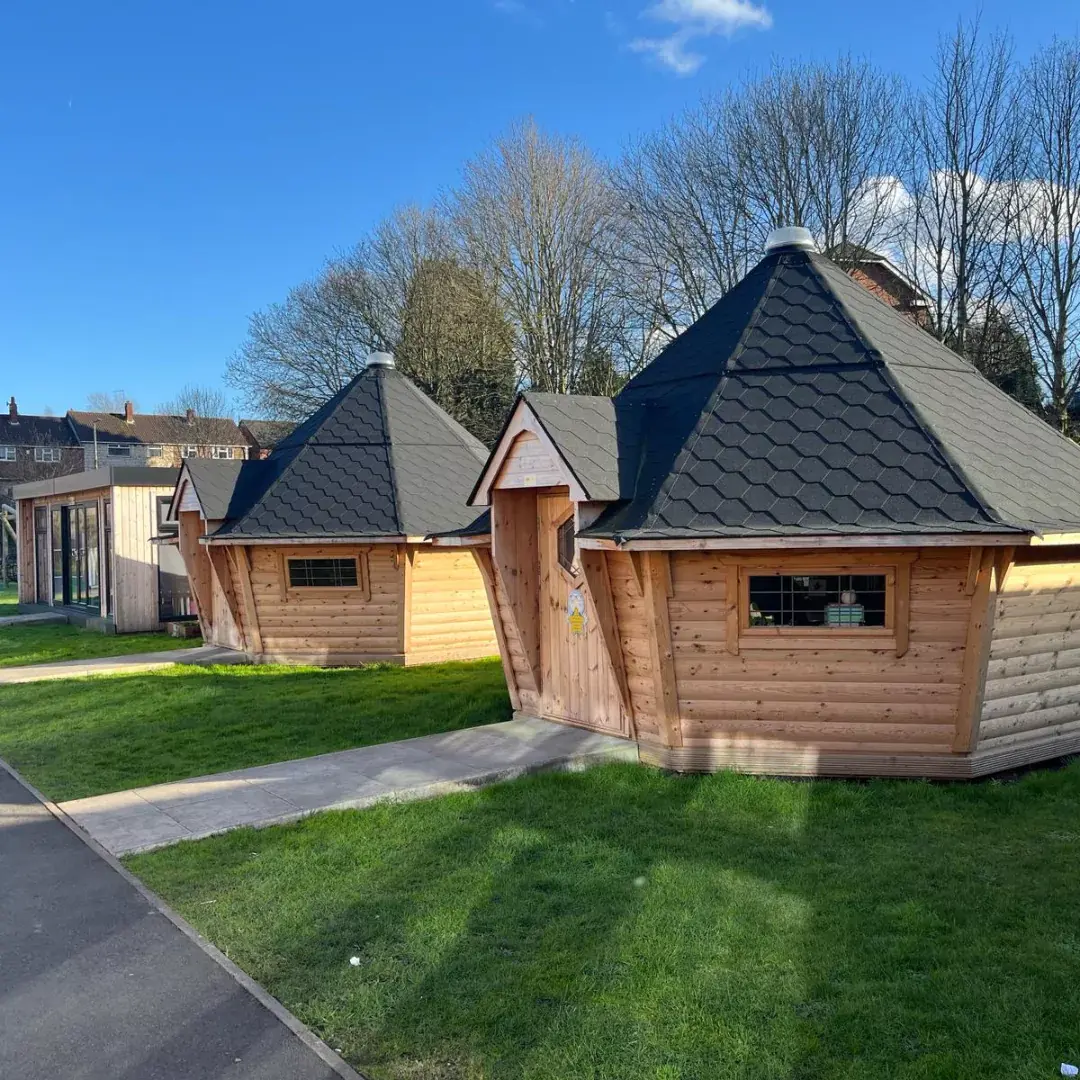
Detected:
left=1008, top=39, right=1080, bottom=432
left=227, top=206, right=517, bottom=441
left=85, top=390, right=139, bottom=412
left=156, top=384, right=239, bottom=458
left=612, top=57, right=904, bottom=361
left=725, top=57, right=906, bottom=253
left=613, top=103, right=757, bottom=349
left=226, top=268, right=382, bottom=420
left=898, top=21, right=1023, bottom=359
left=451, top=119, right=621, bottom=394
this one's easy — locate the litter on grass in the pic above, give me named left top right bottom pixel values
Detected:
left=1061, top=1065, right=1078, bottom=1077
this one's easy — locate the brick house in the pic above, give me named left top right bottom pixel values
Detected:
left=67, top=402, right=249, bottom=470
left=829, top=242, right=933, bottom=328
left=0, top=397, right=83, bottom=502
left=239, top=419, right=296, bottom=460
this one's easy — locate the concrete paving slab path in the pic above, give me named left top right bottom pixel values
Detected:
left=0, top=644, right=247, bottom=684
left=0, top=611, right=68, bottom=628
left=61, top=717, right=639, bottom=856
left=0, top=766, right=358, bottom=1080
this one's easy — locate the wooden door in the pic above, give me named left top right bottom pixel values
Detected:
left=538, top=491, right=628, bottom=735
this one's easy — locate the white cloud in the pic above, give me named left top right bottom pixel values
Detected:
left=630, top=0, right=772, bottom=75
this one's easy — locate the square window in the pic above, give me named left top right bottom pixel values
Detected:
left=287, top=557, right=359, bottom=588
left=183, top=446, right=199, bottom=458
left=211, top=446, right=234, bottom=460
left=146, top=445, right=163, bottom=458
left=34, top=446, right=63, bottom=463
left=747, top=573, right=887, bottom=628
left=0, top=445, right=17, bottom=461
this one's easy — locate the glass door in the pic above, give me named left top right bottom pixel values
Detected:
left=51, top=507, right=64, bottom=605
left=34, top=507, right=49, bottom=604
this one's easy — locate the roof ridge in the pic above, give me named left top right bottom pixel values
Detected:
left=374, top=368, right=403, bottom=534
left=806, top=253, right=1009, bottom=530
left=643, top=253, right=783, bottom=533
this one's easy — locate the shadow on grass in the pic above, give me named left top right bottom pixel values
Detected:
left=130, top=759, right=1080, bottom=1079
left=0, top=659, right=511, bottom=801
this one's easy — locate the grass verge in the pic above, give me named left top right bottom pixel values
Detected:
left=0, top=622, right=201, bottom=668
left=128, top=760, right=1080, bottom=1080
left=0, top=582, right=16, bottom=609
left=0, top=658, right=510, bottom=801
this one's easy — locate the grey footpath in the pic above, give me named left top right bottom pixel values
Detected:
left=0, top=765, right=359, bottom=1080
left=0, top=611, right=68, bottom=629
left=0, top=644, right=247, bottom=684
left=61, top=717, right=639, bottom=856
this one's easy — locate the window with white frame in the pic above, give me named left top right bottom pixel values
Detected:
left=107, top=444, right=132, bottom=457
left=182, top=445, right=199, bottom=458
left=146, top=444, right=163, bottom=458
left=211, top=445, right=235, bottom=460
left=34, top=446, right=63, bottom=463
left=0, top=445, right=16, bottom=461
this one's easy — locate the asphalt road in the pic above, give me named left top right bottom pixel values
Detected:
left=0, top=768, right=345, bottom=1080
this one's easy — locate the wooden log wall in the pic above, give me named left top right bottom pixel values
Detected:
left=979, top=552, right=1080, bottom=757
left=246, top=543, right=404, bottom=665
left=404, top=546, right=499, bottom=665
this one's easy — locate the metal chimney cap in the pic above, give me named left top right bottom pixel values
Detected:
left=764, top=226, right=816, bottom=253
left=366, top=351, right=395, bottom=369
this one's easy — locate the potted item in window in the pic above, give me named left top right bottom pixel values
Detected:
left=825, top=589, right=865, bottom=627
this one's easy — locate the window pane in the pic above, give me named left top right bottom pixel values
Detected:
left=288, top=558, right=358, bottom=588
left=749, top=573, right=887, bottom=628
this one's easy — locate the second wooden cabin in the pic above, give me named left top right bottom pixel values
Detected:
left=168, top=353, right=498, bottom=666
left=466, top=227, right=1080, bottom=778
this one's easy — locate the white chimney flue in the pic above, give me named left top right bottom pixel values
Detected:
left=764, top=226, right=816, bottom=254
left=366, top=351, right=395, bottom=369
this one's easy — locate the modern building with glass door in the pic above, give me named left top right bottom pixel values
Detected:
left=13, top=467, right=188, bottom=633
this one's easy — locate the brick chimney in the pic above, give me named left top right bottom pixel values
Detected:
left=185, top=408, right=195, bottom=424
left=7, top=396, right=16, bottom=420
left=124, top=400, right=135, bottom=424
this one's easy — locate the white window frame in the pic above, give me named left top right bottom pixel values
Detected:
left=182, top=445, right=199, bottom=459
left=34, top=446, right=63, bottom=463
left=211, top=445, right=235, bottom=460
left=0, top=445, right=16, bottom=462
left=106, top=443, right=132, bottom=457
left=146, top=444, right=163, bottom=458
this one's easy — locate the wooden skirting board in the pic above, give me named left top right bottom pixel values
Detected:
left=516, top=713, right=1080, bottom=779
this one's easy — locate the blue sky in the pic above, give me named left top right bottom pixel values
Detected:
left=1, top=0, right=1076, bottom=417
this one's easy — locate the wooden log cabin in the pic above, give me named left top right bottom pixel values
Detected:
left=167, top=353, right=498, bottom=666
left=465, top=227, right=1080, bottom=778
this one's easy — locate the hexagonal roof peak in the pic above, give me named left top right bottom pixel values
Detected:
left=573, top=245, right=1080, bottom=539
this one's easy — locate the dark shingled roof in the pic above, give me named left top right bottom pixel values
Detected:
left=67, top=411, right=246, bottom=446
left=0, top=413, right=79, bottom=447
left=176, top=459, right=272, bottom=524
left=521, top=393, right=643, bottom=502
left=215, top=364, right=489, bottom=540
left=543, top=243, right=1080, bottom=540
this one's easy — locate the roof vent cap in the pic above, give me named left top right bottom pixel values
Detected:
left=764, top=226, right=816, bottom=254
left=366, top=351, right=395, bottom=369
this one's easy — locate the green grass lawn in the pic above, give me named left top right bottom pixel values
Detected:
left=0, top=622, right=201, bottom=668
left=0, top=658, right=510, bottom=801
left=0, top=582, right=17, bottom=609
left=128, top=761, right=1080, bottom=1080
